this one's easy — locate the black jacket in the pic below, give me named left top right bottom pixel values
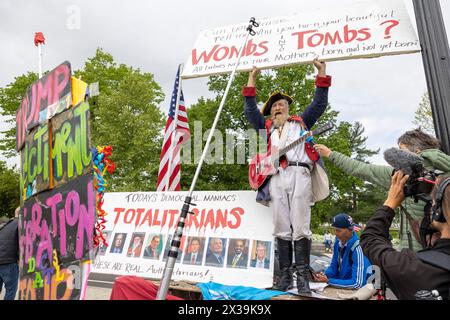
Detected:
left=360, top=205, right=450, bottom=300
left=0, top=218, right=19, bottom=265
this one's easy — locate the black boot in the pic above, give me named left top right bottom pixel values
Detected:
left=294, top=238, right=312, bottom=294
left=273, top=238, right=293, bottom=291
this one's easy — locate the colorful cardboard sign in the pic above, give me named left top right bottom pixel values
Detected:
left=16, top=61, right=72, bottom=151
left=51, top=102, right=92, bottom=189
left=16, top=61, right=95, bottom=300
left=19, top=123, right=50, bottom=203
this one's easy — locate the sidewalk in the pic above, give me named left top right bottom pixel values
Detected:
left=0, top=279, right=112, bottom=300
left=85, top=285, right=111, bottom=300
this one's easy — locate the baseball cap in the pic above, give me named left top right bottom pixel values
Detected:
left=331, top=213, right=354, bottom=229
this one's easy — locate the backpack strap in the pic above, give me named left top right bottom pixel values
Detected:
left=417, top=250, right=450, bottom=300
left=0, top=218, right=14, bottom=232
left=416, top=250, right=450, bottom=272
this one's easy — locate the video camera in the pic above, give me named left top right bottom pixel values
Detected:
left=384, top=148, right=440, bottom=203
left=402, top=163, right=438, bottom=203
left=383, top=148, right=446, bottom=249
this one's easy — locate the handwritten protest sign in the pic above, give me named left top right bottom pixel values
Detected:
left=182, top=0, right=420, bottom=79
left=15, top=61, right=72, bottom=151
left=92, top=191, right=275, bottom=288
left=19, top=123, right=50, bottom=204
left=51, top=102, right=92, bottom=189
left=18, top=175, right=95, bottom=300
left=16, top=61, right=95, bottom=300
left=18, top=101, right=92, bottom=204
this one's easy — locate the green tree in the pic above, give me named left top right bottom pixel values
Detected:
left=413, top=92, right=435, bottom=135
left=181, top=65, right=377, bottom=229
left=352, top=182, right=386, bottom=223
left=349, top=122, right=379, bottom=162
left=345, top=122, right=384, bottom=223
left=0, top=161, right=20, bottom=218
left=75, top=48, right=166, bottom=191
left=315, top=121, right=385, bottom=226
left=0, top=48, right=165, bottom=191
left=312, top=121, right=355, bottom=228
left=311, top=121, right=384, bottom=228
left=0, top=72, right=38, bottom=157
left=349, top=123, right=379, bottom=214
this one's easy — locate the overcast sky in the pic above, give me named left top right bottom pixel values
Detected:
left=1, top=0, right=450, bottom=168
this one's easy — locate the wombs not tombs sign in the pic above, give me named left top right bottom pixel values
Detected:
left=182, top=0, right=420, bottom=78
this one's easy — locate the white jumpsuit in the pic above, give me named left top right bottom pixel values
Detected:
left=268, top=121, right=314, bottom=241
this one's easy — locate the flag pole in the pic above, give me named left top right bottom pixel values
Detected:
left=156, top=17, right=259, bottom=300
left=38, top=43, right=43, bottom=78
left=165, top=64, right=184, bottom=191
left=34, top=32, right=45, bottom=78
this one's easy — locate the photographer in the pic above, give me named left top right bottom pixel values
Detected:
left=315, top=129, right=450, bottom=251
left=360, top=171, right=450, bottom=300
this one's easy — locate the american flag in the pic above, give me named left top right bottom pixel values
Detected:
left=353, top=224, right=362, bottom=232
left=156, top=65, right=190, bottom=191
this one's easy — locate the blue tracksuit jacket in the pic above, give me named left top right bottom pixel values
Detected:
left=325, top=231, right=372, bottom=289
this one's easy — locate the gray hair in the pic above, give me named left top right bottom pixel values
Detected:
left=397, top=128, right=441, bottom=152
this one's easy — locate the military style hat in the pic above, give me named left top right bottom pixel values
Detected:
left=261, top=92, right=293, bottom=116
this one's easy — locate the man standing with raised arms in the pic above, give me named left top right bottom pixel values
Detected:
left=243, top=59, right=332, bottom=293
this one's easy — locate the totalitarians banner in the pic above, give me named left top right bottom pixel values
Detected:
left=91, top=191, right=275, bottom=288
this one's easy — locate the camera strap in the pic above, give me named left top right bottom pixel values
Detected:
left=400, top=203, right=440, bottom=249
left=419, top=202, right=440, bottom=249
left=399, top=205, right=423, bottom=248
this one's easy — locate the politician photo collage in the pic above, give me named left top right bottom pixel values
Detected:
left=97, top=231, right=272, bottom=269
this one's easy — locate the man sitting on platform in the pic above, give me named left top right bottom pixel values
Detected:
left=314, top=213, right=371, bottom=289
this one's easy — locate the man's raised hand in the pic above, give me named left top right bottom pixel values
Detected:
left=313, top=57, right=326, bottom=77
left=384, top=171, right=409, bottom=210
left=247, top=66, right=261, bottom=87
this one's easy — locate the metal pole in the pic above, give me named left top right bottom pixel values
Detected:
left=412, top=0, right=450, bottom=154
left=156, top=17, right=259, bottom=300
